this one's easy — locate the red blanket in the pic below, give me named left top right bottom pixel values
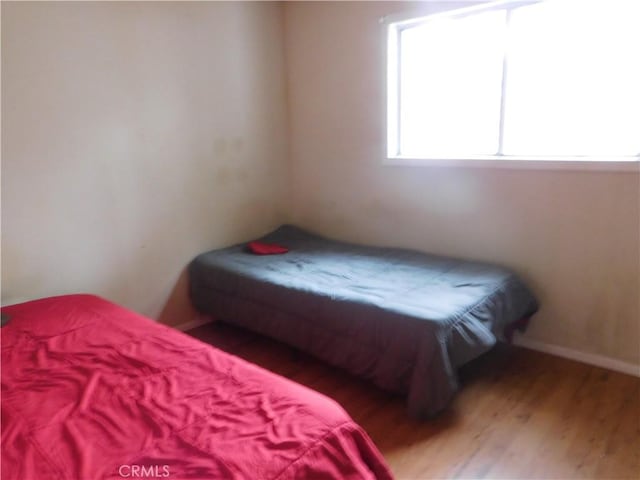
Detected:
left=1, top=294, right=392, bottom=480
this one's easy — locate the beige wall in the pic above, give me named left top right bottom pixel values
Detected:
left=2, top=1, right=638, bottom=367
left=284, top=2, right=640, bottom=365
left=1, top=1, right=289, bottom=323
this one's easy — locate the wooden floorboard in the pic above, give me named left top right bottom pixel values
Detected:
left=186, top=323, right=640, bottom=479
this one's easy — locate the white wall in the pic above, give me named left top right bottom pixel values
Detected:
left=284, top=2, right=640, bottom=366
left=1, top=1, right=289, bottom=324
left=3, top=1, right=638, bottom=368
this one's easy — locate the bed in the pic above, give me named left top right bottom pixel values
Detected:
left=189, top=225, right=539, bottom=419
left=1, top=294, right=392, bottom=480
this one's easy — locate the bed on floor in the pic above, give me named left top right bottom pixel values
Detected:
left=189, top=225, right=539, bottom=419
left=1, top=294, right=392, bottom=480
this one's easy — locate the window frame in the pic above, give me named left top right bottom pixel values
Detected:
left=383, top=0, right=640, bottom=172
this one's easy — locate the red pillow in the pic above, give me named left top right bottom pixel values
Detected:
left=247, top=241, right=289, bottom=255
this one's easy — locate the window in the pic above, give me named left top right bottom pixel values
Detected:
left=386, top=0, right=640, bottom=163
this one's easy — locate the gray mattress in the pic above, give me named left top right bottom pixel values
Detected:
left=189, top=225, right=538, bottom=418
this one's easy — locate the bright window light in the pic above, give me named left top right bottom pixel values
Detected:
left=387, top=0, right=640, bottom=160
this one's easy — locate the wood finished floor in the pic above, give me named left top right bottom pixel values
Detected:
left=187, top=323, right=640, bottom=480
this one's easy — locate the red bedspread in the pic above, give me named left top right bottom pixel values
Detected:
left=1, top=294, right=392, bottom=480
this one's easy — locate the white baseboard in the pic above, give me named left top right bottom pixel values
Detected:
left=173, top=314, right=214, bottom=332
left=513, top=336, right=640, bottom=378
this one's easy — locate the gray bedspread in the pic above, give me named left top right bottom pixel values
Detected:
left=189, top=225, right=538, bottom=418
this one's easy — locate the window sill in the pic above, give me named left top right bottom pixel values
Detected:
left=384, top=156, right=640, bottom=173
